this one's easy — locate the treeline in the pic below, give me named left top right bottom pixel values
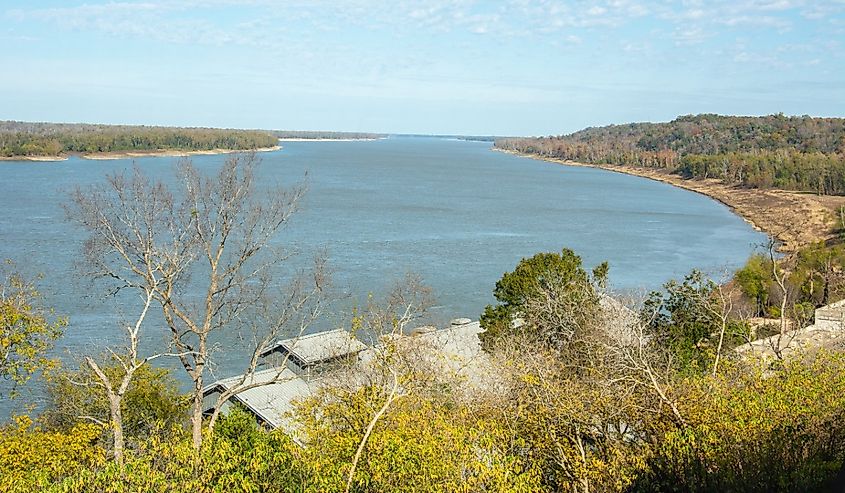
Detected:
left=0, top=121, right=278, bottom=157
left=272, top=130, right=384, bottom=139
left=397, top=133, right=501, bottom=141
left=496, top=114, right=845, bottom=194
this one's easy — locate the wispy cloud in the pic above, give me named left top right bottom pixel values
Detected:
left=3, top=0, right=843, bottom=133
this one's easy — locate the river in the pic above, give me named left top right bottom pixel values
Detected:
left=0, top=137, right=766, bottom=411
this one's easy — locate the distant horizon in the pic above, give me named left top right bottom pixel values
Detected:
left=3, top=111, right=844, bottom=139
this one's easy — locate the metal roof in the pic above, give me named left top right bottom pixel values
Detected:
left=205, top=367, right=315, bottom=430
left=207, top=320, right=494, bottom=432
left=356, top=320, right=499, bottom=394
left=264, top=329, right=367, bottom=366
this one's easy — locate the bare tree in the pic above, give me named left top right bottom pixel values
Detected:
left=759, top=235, right=806, bottom=361
left=699, top=269, right=754, bottom=376
left=79, top=288, right=190, bottom=466
left=205, top=257, right=327, bottom=431
left=606, top=303, right=687, bottom=427
left=767, top=237, right=791, bottom=335
left=68, top=153, right=323, bottom=450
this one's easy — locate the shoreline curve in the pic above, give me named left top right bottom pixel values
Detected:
left=495, top=148, right=845, bottom=254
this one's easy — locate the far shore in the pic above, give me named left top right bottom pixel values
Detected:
left=276, top=137, right=385, bottom=142
left=496, top=149, right=845, bottom=254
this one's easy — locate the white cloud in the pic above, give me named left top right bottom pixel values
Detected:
left=5, top=0, right=842, bottom=64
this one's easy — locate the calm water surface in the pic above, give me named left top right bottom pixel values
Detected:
left=0, top=137, right=765, bottom=409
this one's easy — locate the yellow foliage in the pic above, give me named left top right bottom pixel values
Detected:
left=634, top=351, right=845, bottom=492
left=0, top=415, right=105, bottom=492
left=296, top=387, right=545, bottom=492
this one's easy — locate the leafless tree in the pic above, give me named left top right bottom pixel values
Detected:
left=79, top=289, right=191, bottom=466
left=604, top=302, right=687, bottom=427
left=205, top=257, right=327, bottom=431
left=758, top=235, right=806, bottom=361
left=68, top=152, right=325, bottom=450
left=768, top=237, right=791, bottom=336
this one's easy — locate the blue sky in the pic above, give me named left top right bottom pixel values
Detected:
left=2, top=1, right=844, bottom=135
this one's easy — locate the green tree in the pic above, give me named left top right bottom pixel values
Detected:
left=643, top=270, right=746, bottom=372
left=792, top=242, right=845, bottom=306
left=734, top=253, right=774, bottom=316
left=479, top=248, right=607, bottom=351
left=0, top=265, right=65, bottom=397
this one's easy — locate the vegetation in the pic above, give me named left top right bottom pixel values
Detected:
left=3, top=245, right=845, bottom=491
left=0, top=416, right=104, bottom=492
left=273, top=130, right=384, bottom=140
left=0, top=121, right=277, bottom=157
left=643, top=271, right=749, bottom=372
left=733, top=239, right=845, bottom=325
left=41, top=363, right=188, bottom=448
left=632, top=353, right=845, bottom=492
left=479, top=248, right=607, bottom=351
left=496, top=114, right=845, bottom=195
left=3, top=126, right=845, bottom=490
left=0, top=266, right=64, bottom=397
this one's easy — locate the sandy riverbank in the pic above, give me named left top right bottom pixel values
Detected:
left=81, top=145, right=282, bottom=160
left=2, top=146, right=282, bottom=162
left=497, top=149, right=845, bottom=254
left=0, top=155, right=69, bottom=162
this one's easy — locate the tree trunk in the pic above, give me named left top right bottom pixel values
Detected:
left=108, top=394, right=125, bottom=467
left=191, top=374, right=204, bottom=451
left=823, top=277, right=830, bottom=305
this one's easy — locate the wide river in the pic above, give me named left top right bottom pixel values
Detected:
left=0, top=137, right=765, bottom=410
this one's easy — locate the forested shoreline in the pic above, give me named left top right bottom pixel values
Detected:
left=0, top=121, right=278, bottom=158
left=496, top=114, right=845, bottom=195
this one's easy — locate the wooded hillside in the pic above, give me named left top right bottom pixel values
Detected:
left=0, top=121, right=278, bottom=157
left=496, top=114, right=845, bottom=195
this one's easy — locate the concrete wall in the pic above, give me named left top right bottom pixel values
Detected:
left=815, top=300, right=845, bottom=329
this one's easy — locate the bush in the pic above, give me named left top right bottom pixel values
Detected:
left=0, top=415, right=104, bottom=492
left=49, top=407, right=304, bottom=493
left=631, top=352, right=845, bottom=492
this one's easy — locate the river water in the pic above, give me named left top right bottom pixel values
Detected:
left=0, top=137, right=765, bottom=411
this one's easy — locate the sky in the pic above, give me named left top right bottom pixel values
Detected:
left=1, top=1, right=844, bottom=136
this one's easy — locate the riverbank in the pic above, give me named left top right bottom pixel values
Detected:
left=497, top=149, right=845, bottom=254
left=0, top=146, right=282, bottom=162
left=81, top=145, right=281, bottom=160
left=0, top=155, right=68, bottom=162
